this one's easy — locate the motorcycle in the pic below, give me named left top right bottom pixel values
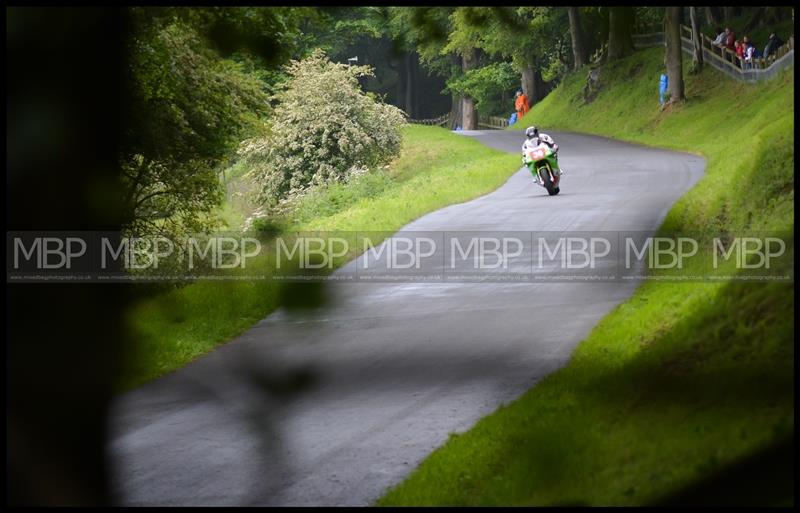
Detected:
left=523, top=143, right=561, bottom=196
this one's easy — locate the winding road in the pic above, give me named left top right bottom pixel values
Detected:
left=108, top=130, right=705, bottom=506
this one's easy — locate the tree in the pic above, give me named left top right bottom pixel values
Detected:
left=446, top=61, right=518, bottom=116
left=705, top=6, right=719, bottom=27
left=469, top=7, right=567, bottom=105
left=689, top=6, right=704, bottom=72
left=607, top=7, right=634, bottom=60
left=124, top=10, right=276, bottom=238
left=241, top=50, right=406, bottom=208
left=567, top=7, right=587, bottom=69
left=395, top=7, right=567, bottom=125
left=380, top=7, right=430, bottom=119
left=390, top=7, right=466, bottom=128
left=442, top=8, right=487, bottom=129
left=461, top=49, right=478, bottom=129
left=664, top=6, right=685, bottom=104
left=306, top=7, right=420, bottom=116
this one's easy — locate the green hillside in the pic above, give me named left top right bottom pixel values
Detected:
left=379, top=47, right=794, bottom=506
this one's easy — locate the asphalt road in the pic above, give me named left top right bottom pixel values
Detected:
left=108, top=130, right=705, bottom=506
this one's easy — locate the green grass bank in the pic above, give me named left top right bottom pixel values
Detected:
left=379, top=47, right=794, bottom=506
left=122, top=125, right=521, bottom=390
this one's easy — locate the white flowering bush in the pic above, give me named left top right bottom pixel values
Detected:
left=240, top=49, right=407, bottom=208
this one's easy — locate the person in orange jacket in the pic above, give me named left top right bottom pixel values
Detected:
left=514, top=90, right=529, bottom=121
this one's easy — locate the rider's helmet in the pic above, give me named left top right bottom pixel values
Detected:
left=525, top=126, right=539, bottom=139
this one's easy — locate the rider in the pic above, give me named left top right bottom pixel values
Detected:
left=522, top=126, right=558, bottom=154
left=522, top=126, right=562, bottom=183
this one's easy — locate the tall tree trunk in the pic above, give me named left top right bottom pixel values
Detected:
left=404, top=52, right=414, bottom=118
left=665, top=6, right=685, bottom=103
left=521, top=67, right=535, bottom=101
left=723, top=6, right=733, bottom=23
left=690, top=7, right=704, bottom=70
left=705, top=6, right=719, bottom=27
left=448, top=54, right=462, bottom=130
left=411, top=52, right=420, bottom=118
left=533, top=68, right=554, bottom=103
left=450, top=93, right=463, bottom=130
left=531, top=68, right=543, bottom=104
left=742, top=7, right=766, bottom=35
left=567, top=7, right=587, bottom=69
left=461, top=50, right=477, bottom=130
left=523, top=65, right=551, bottom=105
left=393, top=57, right=404, bottom=114
left=607, top=7, right=635, bottom=61
left=462, top=97, right=476, bottom=130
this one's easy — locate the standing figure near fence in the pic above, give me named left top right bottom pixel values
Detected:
left=659, top=73, right=668, bottom=107
left=712, top=27, right=726, bottom=46
left=717, top=27, right=736, bottom=64
left=716, top=27, right=732, bottom=49
left=743, top=37, right=758, bottom=69
left=514, top=90, right=529, bottom=122
left=734, top=40, right=745, bottom=67
left=764, top=33, right=783, bottom=59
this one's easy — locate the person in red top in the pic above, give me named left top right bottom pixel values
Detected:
left=716, top=27, right=736, bottom=64
left=724, top=27, right=736, bottom=51
left=514, top=90, right=529, bottom=121
left=716, top=27, right=732, bottom=49
left=734, top=40, right=745, bottom=67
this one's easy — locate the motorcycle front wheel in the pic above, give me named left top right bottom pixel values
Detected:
left=538, top=164, right=560, bottom=196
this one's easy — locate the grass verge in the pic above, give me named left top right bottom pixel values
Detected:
left=378, top=48, right=793, bottom=505
left=121, top=125, right=521, bottom=390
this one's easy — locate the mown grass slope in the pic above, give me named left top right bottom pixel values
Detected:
left=379, top=47, right=793, bottom=506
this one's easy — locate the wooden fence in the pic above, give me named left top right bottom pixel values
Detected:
left=409, top=112, right=509, bottom=130
left=407, top=112, right=450, bottom=127
left=686, top=25, right=794, bottom=83
left=632, top=24, right=794, bottom=83
left=477, top=115, right=509, bottom=129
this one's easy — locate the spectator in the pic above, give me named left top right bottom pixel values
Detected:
left=717, top=27, right=736, bottom=64
left=717, top=27, right=736, bottom=50
left=725, top=28, right=736, bottom=51
left=734, top=40, right=745, bottom=67
left=712, top=26, right=726, bottom=46
left=763, top=32, right=783, bottom=59
left=743, top=38, right=756, bottom=69
left=514, top=90, right=529, bottom=121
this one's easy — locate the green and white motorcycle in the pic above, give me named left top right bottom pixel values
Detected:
left=523, top=142, right=561, bottom=196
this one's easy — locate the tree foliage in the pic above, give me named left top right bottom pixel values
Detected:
left=123, top=11, right=274, bottom=237
left=477, top=7, right=569, bottom=74
left=446, top=62, right=518, bottom=115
